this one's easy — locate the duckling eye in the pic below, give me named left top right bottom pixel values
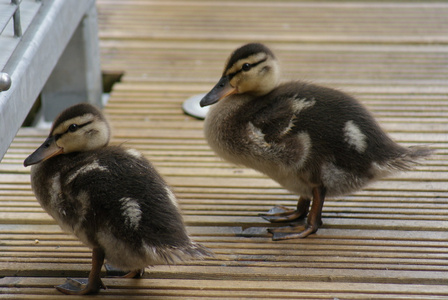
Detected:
left=242, top=63, right=251, bottom=71
left=68, top=124, right=78, bottom=132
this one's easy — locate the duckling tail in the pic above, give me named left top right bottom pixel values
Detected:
left=407, top=145, right=434, bottom=160
left=157, top=242, right=214, bottom=265
left=386, top=146, right=433, bottom=172
left=185, top=242, right=214, bottom=259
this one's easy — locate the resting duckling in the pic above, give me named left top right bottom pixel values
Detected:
left=200, top=43, right=432, bottom=241
left=24, top=103, right=212, bottom=295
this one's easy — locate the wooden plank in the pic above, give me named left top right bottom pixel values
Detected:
left=1, top=260, right=448, bottom=285
left=2, top=0, right=448, bottom=298
left=1, top=277, right=448, bottom=299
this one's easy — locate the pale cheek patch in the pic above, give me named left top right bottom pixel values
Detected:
left=84, top=121, right=110, bottom=150
left=343, top=120, right=367, bottom=153
left=119, top=197, right=142, bottom=230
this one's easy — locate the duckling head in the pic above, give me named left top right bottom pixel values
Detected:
left=24, top=103, right=110, bottom=167
left=200, top=43, right=280, bottom=107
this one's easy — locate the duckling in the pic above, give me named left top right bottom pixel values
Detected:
left=200, top=43, right=432, bottom=241
left=24, top=103, right=212, bottom=295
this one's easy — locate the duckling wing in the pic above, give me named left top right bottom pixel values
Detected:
left=244, top=81, right=412, bottom=178
left=249, top=97, right=298, bottom=144
left=64, top=147, right=188, bottom=245
left=55, top=148, right=204, bottom=266
left=241, top=84, right=318, bottom=169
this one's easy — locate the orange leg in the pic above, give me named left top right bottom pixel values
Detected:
left=268, top=187, right=326, bottom=241
left=56, top=247, right=106, bottom=295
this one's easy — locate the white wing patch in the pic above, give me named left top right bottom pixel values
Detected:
left=247, top=96, right=314, bottom=142
left=119, top=197, right=142, bottom=230
left=343, top=120, right=367, bottom=153
left=278, top=96, right=315, bottom=137
left=126, top=148, right=143, bottom=158
left=247, top=122, right=268, bottom=146
left=296, top=132, right=312, bottom=168
left=165, top=187, right=179, bottom=208
left=279, top=115, right=296, bottom=137
left=290, top=96, right=316, bottom=114
left=66, top=160, right=109, bottom=184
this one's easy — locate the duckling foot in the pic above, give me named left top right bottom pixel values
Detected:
left=56, top=247, right=106, bottom=295
left=123, top=269, right=145, bottom=278
left=105, top=263, right=145, bottom=278
left=267, top=187, right=326, bottom=241
left=259, top=197, right=311, bottom=223
left=268, top=223, right=320, bottom=241
left=56, top=278, right=105, bottom=295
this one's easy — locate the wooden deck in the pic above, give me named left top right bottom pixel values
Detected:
left=1, top=0, right=448, bottom=298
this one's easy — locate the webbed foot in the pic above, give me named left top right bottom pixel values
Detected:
left=56, top=277, right=105, bottom=295
left=260, top=205, right=306, bottom=222
left=259, top=197, right=311, bottom=223
left=56, top=247, right=106, bottom=295
left=105, top=264, right=144, bottom=278
left=267, top=187, right=326, bottom=241
left=268, top=224, right=319, bottom=241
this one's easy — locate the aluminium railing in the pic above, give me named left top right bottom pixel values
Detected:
left=0, top=0, right=102, bottom=161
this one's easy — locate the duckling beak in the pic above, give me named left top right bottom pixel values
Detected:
left=23, top=136, right=64, bottom=167
left=200, top=76, right=237, bottom=107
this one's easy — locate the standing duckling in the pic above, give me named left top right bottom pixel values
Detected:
left=200, top=43, right=432, bottom=241
left=24, top=103, right=212, bottom=295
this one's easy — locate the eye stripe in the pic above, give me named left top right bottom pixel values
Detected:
left=64, top=121, right=93, bottom=134
left=244, top=58, right=267, bottom=70
left=55, top=121, right=94, bottom=140
left=228, top=58, right=268, bottom=80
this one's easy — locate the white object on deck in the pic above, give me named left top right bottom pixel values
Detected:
left=182, top=93, right=209, bottom=120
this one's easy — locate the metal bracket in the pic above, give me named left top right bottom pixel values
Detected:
left=0, top=72, right=11, bottom=91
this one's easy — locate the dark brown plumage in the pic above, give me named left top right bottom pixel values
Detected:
left=24, top=103, right=212, bottom=295
left=200, top=43, right=432, bottom=240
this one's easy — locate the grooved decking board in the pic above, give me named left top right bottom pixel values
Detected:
left=1, top=0, right=448, bottom=298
